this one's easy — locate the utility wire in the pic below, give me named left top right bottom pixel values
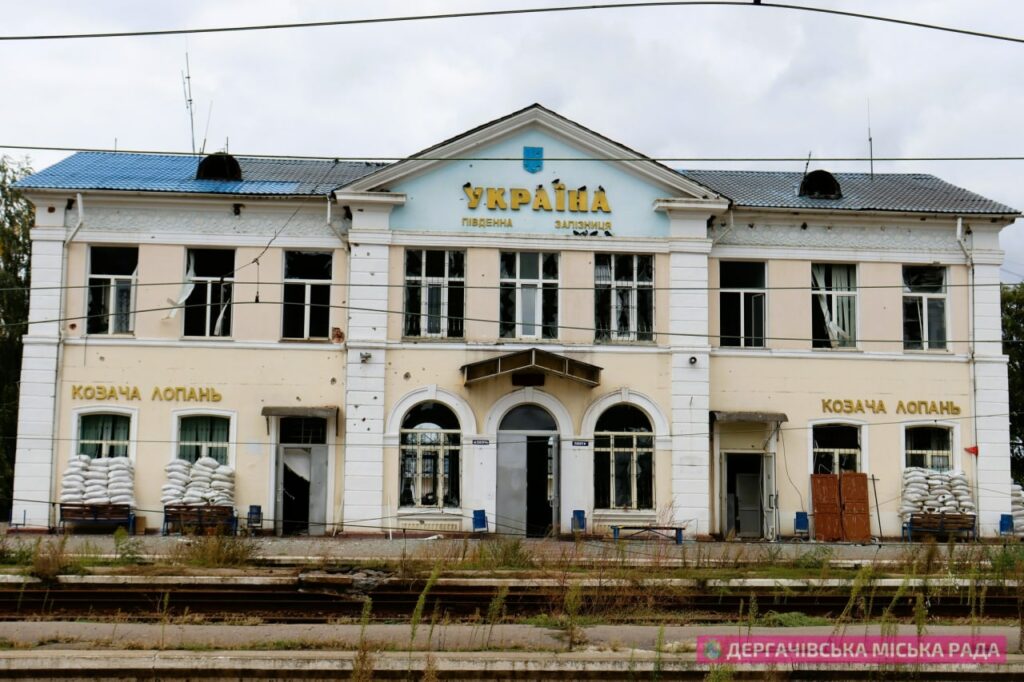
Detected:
left=7, top=296, right=1023, bottom=345
left=0, top=278, right=1018, bottom=295
left=7, top=142, right=1024, bottom=164
left=0, top=2, right=1022, bottom=45
left=0, top=410, right=1012, bottom=447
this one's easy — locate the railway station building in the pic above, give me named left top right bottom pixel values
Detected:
left=9, top=104, right=1018, bottom=538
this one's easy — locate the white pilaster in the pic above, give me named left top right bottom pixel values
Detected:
left=12, top=227, right=65, bottom=529
left=342, top=233, right=391, bottom=529
left=972, top=258, right=1012, bottom=535
left=662, top=206, right=718, bottom=536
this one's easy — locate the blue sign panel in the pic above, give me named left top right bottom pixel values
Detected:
left=523, top=146, right=543, bottom=173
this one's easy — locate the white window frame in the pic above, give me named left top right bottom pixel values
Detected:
left=282, top=251, right=333, bottom=340
left=398, top=427, right=462, bottom=509
left=403, top=249, right=465, bottom=339
left=902, top=422, right=958, bottom=472
left=183, top=249, right=234, bottom=338
left=595, top=253, right=655, bottom=343
left=811, top=263, right=858, bottom=349
left=499, top=251, right=559, bottom=340
left=805, top=418, right=870, bottom=476
left=593, top=430, right=655, bottom=511
left=70, top=406, right=138, bottom=462
left=902, top=265, right=948, bottom=351
left=719, top=260, right=766, bottom=348
left=86, top=246, right=137, bottom=336
left=170, top=408, right=237, bottom=467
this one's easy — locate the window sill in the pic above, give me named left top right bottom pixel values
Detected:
left=594, top=339, right=657, bottom=346
left=279, top=338, right=333, bottom=344
left=592, top=509, right=658, bottom=521
left=84, top=333, right=135, bottom=339
left=810, top=346, right=861, bottom=353
left=179, top=336, right=234, bottom=342
left=902, top=348, right=952, bottom=355
left=396, top=507, right=463, bottom=517
left=401, top=336, right=466, bottom=343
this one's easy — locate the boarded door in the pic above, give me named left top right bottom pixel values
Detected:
left=811, top=474, right=842, bottom=541
left=839, top=473, right=870, bottom=542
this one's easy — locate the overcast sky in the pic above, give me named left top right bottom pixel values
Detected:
left=2, top=0, right=1022, bottom=280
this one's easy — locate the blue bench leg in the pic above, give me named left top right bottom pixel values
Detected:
left=675, top=528, right=683, bottom=545
left=612, top=526, right=620, bottom=541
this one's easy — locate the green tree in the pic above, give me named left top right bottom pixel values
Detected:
left=1005, top=282, right=1024, bottom=482
left=0, top=156, right=33, bottom=520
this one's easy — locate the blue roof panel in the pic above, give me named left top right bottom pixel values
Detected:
left=15, top=152, right=385, bottom=196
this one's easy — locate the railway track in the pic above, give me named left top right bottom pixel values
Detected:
left=0, top=576, right=1019, bottom=623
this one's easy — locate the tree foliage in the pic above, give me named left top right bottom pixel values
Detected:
left=0, top=156, right=33, bottom=519
left=1004, top=282, right=1024, bottom=482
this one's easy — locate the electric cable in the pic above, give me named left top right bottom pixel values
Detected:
left=0, top=2, right=1022, bottom=45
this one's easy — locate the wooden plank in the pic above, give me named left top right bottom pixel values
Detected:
left=840, top=473, right=871, bottom=542
left=811, top=475, right=842, bottom=541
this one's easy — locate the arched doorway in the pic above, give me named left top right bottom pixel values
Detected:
left=497, top=404, right=559, bottom=537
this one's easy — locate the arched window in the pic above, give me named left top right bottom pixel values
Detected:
left=906, top=426, right=952, bottom=470
left=594, top=405, right=653, bottom=510
left=400, top=402, right=461, bottom=509
left=812, top=424, right=860, bottom=473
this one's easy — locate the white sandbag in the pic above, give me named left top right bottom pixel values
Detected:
left=165, top=462, right=190, bottom=473
left=215, top=465, right=234, bottom=476
left=83, top=496, right=111, bottom=505
left=196, top=456, right=221, bottom=469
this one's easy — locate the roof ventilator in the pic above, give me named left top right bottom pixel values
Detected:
left=798, top=169, right=842, bottom=200
left=196, top=152, right=242, bottom=181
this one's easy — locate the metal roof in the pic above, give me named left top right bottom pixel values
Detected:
left=14, top=151, right=386, bottom=196
left=678, top=170, right=1018, bottom=215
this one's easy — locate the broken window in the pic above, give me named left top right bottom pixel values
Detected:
left=812, top=424, right=860, bottom=473
left=177, top=415, right=230, bottom=464
left=279, top=417, right=327, bottom=445
left=403, top=250, right=464, bottom=338
left=595, top=254, right=654, bottom=342
left=399, top=402, right=461, bottom=508
left=905, top=426, right=952, bottom=470
left=282, top=251, right=332, bottom=340
left=499, top=252, right=559, bottom=339
left=903, top=266, right=947, bottom=351
left=811, top=264, right=857, bottom=348
left=183, top=249, right=234, bottom=337
left=719, top=261, right=765, bottom=347
left=87, top=247, right=138, bottom=335
left=594, top=405, right=654, bottom=509
left=78, top=413, right=130, bottom=458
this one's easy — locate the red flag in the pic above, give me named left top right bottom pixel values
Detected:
left=965, top=445, right=979, bottom=456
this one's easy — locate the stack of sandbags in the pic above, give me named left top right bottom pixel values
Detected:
left=59, top=455, right=91, bottom=503
left=162, top=460, right=190, bottom=506
left=162, top=457, right=235, bottom=507
left=106, top=457, right=136, bottom=507
left=900, top=467, right=976, bottom=519
left=210, top=464, right=236, bottom=507
left=1011, top=483, right=1024, bottom=530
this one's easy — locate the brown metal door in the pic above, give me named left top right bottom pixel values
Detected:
left=811, top=474, right=842, bottom=541
left=840, top=473, right=871, bottom=542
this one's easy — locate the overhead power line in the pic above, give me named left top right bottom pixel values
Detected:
left=6, top=142, right=1024, bottom=163
left=5, top=297, right=1023, bottom=345
left=0, top=2, right=1022, bottom=44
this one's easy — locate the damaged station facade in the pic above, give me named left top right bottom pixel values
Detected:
left=9, top=104, right=1019, bottom=539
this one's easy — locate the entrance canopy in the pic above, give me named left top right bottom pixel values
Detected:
left=260, top=406, right=339, bottom=433
left=461, top=348, right=601, bottom=387
left=712, top=411, right=788, bottom=423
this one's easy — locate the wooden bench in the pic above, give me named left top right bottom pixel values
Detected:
left=59, top=503, right=134, bottom=534
left=162, top=504, right=237, bottom=536
left=611, top=525, right=688, bottom=545
left=902, top=512, right=977, bottom=542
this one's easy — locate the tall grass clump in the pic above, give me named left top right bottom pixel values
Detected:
left=470, top=536, right=535, bottom=570
left=169, top=533, right=256, bottom=567
left=29, top=536, right=77, bottom=581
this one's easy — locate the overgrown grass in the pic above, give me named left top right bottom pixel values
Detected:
left=29, top=536, right=81, bottom=581
left=469, top=537, right=536, bottom=570
left=167, top=533, right=257, bottom=567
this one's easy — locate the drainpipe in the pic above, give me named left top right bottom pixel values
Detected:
left=46, top=193, right=84, bottom=525
left=956, top=216, right=980, bottom=509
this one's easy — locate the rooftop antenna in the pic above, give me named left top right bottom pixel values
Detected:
left=199, top=101, right=213, bottom=155
left=867, top=98, right=874, bottom=180
left=181, top=53, right=196, bottom=154
left=802, top=150, right=812, bottom=179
